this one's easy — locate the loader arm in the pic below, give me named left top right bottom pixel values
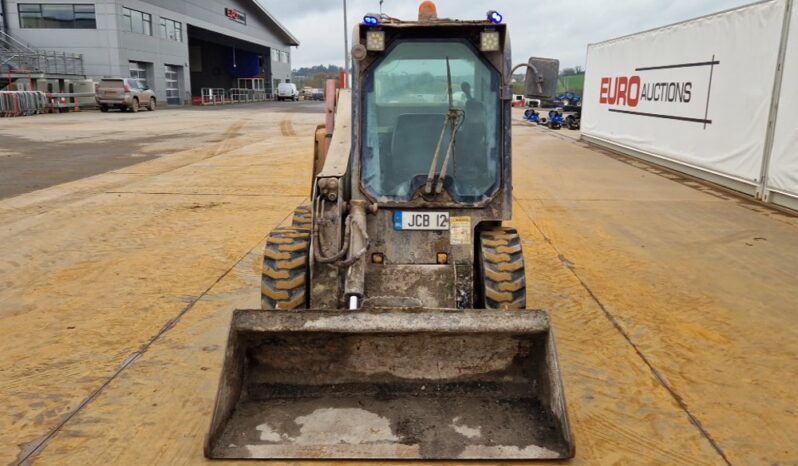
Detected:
left=310, top=89, right=355, bottom=309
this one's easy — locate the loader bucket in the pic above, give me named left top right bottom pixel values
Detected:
left=205, top=309, right=574, bottom=460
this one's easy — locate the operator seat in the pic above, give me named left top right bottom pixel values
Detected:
left=389, top=113, right=447, bottom=194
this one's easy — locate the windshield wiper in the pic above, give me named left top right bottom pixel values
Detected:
left=424, top=57, right=464, bottom=195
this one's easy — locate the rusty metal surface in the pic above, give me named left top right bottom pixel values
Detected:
left=317, top=90, right=351, bottom=179
left=364, top=264, right=456, bottom=308
left=231, top=309, right=551, bottom=333
left=342, top=199, right=369, bottom=302
left=366, top=208, right=490, bottom=263
left=312, top=124, right=327, bottom=181
left=309, top=187, right=344, bottom=308
left=205, top=309, right=572, bottom=460
left=324, top=79, right=337, bottom=137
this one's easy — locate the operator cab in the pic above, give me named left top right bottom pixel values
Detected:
left=353, top=6, right=512, bottom=208
left=361, top=40, right=501, bottom=203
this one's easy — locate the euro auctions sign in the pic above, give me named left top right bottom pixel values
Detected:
left=597, top=58, right=718, bottom=128
left=581, top=0, right=786, bottom=184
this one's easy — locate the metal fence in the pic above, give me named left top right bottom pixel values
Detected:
left=0, top=90, right=95, bottom=117
left=0, top=91, right=48, bottom=117
left=228, top=88, right=269, bottom=103
left=200, top=88, right=226, bottom=105
left=200, top=87, right=273, bottom=105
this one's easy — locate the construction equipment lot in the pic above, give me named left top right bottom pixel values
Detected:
left=1, top=104, right=797, bottom=464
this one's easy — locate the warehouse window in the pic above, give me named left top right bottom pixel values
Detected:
left=280, top=51, right=288, bottom=63
left=158, top=17, right=182, bottom=42
left=271, top=49, right=279, bottom=62
left=18, top=4, right=96, bottom=29
left=122, top=7, right=151, bottom=35
left=164, top=64, right=181, bottom=104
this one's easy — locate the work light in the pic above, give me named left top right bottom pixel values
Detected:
left=480, top=31, right=500, bottom=51
left=366, top=30, right=386, bottom=51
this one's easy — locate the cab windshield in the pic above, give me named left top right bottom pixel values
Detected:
left=362, top=40, right=501, bottom=203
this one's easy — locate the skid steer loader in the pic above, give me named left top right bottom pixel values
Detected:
left=205, top=3, right=573, bottom=460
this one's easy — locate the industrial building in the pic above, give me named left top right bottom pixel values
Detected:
left=0, top=0, right=298, bottom=104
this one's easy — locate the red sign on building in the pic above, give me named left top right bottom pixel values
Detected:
left=225, top=8, right=246, bottom=25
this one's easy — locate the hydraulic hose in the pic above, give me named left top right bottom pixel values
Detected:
left=313, top=197, right=350, bottom=264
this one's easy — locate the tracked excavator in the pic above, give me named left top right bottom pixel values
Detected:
left=205, top=2, right=573, bottom=460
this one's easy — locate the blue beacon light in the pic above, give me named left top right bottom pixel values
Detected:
left=364, top=15, right=380, bottom=26
left=487, top=10, right=502, bottom=24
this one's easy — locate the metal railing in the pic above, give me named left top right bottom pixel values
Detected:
left=1, top=51, right=85, bottom=75
left=200, top=88, right=274, bottom=105
left=200, top=88, right=227, bottom=104
left=228, top=88, right=269, bottom=103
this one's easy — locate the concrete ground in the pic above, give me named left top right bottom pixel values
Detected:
left=0, top=101, right=321, bottom=199
left=0, top=105, right=796, bottom=465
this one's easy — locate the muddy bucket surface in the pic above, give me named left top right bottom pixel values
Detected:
left=205, top=309, right=574, bottom=460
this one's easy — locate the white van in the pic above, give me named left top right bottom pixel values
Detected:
left=276, top=83, right=299, bottom=101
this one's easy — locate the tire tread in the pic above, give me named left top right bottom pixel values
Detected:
left=262, top=225, right=309, bottom=310
left=478, top=227, right=527, bottom=310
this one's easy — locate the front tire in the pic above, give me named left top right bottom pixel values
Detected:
left=100, top=105, right=108, bottom=112
left=291, top=205, right=312, bottom=230
left=148, top=98, right=156, bottom=111
left=477, top=227, right=526, bottom=310
left=261, top=227, right=309, bottom=310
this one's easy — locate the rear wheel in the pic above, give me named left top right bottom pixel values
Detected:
left=291, top=205, right=312, bottom=230
left=100, top=105, right=108, bottom=112
left=477, top=227, right=526, bottom=310
left=261, top=227, right=309, bottom=310
left=148, top=98, right=156, bottom=111
left=131, top=98, right=139, bottom=112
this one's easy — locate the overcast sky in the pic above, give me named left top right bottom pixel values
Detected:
left=259, top=0, right=754, bottom=70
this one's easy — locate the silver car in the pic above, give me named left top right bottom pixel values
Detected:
left=95, top=78, right=156, bottom=112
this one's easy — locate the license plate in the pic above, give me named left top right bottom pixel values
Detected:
left=393, top=211, right=449, bottom=231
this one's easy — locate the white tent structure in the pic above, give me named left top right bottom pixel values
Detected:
left=581, top=0, right=798, bottom=211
